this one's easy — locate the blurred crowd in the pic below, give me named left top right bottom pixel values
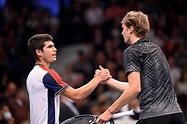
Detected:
left=0, top=0, right=187, bottom=123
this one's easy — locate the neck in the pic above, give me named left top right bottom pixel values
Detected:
left=130, top=36, right=142, bottom=44
left=35, top=63, right=44, bottom=66
left=35, top=61, right=50, bottom=68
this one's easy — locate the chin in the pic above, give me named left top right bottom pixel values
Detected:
left=124, top=40, right=127, bottom=43
left=124, top=40, right=130, bottom=44
left=51, top=59, right=56, bottom=62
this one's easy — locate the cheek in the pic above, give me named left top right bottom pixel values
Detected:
left=43, top=52, right=51, bottom=59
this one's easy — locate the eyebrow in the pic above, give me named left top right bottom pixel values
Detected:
left=45, top=43, right=54, bottom=48
left=48, top=44, right=54, bottom=47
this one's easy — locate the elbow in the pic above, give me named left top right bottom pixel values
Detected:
left=69, top=90, right=84, bottom=101
left=134, top=86, right=141, bottom=96
left=63, top=87, right=85, bottom=102
left=136, top=89, right=141, bottom=96
left=71, top=95, right=83, bottom=102
left=131, top=86, right=141, bottom=96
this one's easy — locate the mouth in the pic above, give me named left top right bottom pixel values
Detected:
left=52, top=53, right=56, bottom=58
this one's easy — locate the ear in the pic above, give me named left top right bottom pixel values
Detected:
left=36, top=49, right=42, bottom=57
left=129, top=26, right=134, bottom=34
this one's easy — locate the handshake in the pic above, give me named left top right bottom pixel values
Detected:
left=94, top=65, right=112, bottom=82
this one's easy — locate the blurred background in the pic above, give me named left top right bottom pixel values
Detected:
left=0, top=0, right=187, bottom=123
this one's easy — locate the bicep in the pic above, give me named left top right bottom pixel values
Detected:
left=127, top=72, right=141, bottom=92
left=61, top=86, right=82, bottom=101
left=43, top=73, right=68, bottom=94
left=61, top=87, right=75, bottom=99
left=123, top=50, right=141, bottom=75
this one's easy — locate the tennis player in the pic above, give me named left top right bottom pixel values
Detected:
left=26, top=34, right=111, bottom=124
left=96, top=11, right=184, bottom=124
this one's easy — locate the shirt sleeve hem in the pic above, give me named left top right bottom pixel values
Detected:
left=55, top=85, right=69, bottom=95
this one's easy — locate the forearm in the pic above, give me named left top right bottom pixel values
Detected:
left=75, top=76, right=101, bottom=99
left=95, top=72, right=141, bottom=124
left=108, top=72, right=141, bottom=114
left=107, top=87, right=139, bottom=114
left=106, top=78, right=129, bottom=91
left=63, top=76, right=101, bottom=101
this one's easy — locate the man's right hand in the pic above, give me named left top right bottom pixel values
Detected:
left=95, top=65, right=112, bottom=82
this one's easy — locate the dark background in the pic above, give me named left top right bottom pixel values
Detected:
left=0, top=0, right=187, bottom=123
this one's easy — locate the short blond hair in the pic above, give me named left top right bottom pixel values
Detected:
left=121, top=11, right=150, bottom=38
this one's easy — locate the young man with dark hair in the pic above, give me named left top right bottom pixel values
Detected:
left=26, top=34, right=111, bottom=124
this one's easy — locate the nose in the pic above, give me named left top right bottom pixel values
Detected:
left=121, top=30, right=124, bottom=35
left=53, top=46, right=57, bottom=52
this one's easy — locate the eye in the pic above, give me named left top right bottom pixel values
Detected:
left=47, top=45, right=53, bottom=48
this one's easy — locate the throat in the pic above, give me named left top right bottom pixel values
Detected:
left=35, top=63, right=44, bottom=66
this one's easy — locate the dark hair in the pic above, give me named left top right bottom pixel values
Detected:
left=28, top=34, right=53, bottom=60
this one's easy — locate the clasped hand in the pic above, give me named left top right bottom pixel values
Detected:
left=95, top=65, right=112, bottom=82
